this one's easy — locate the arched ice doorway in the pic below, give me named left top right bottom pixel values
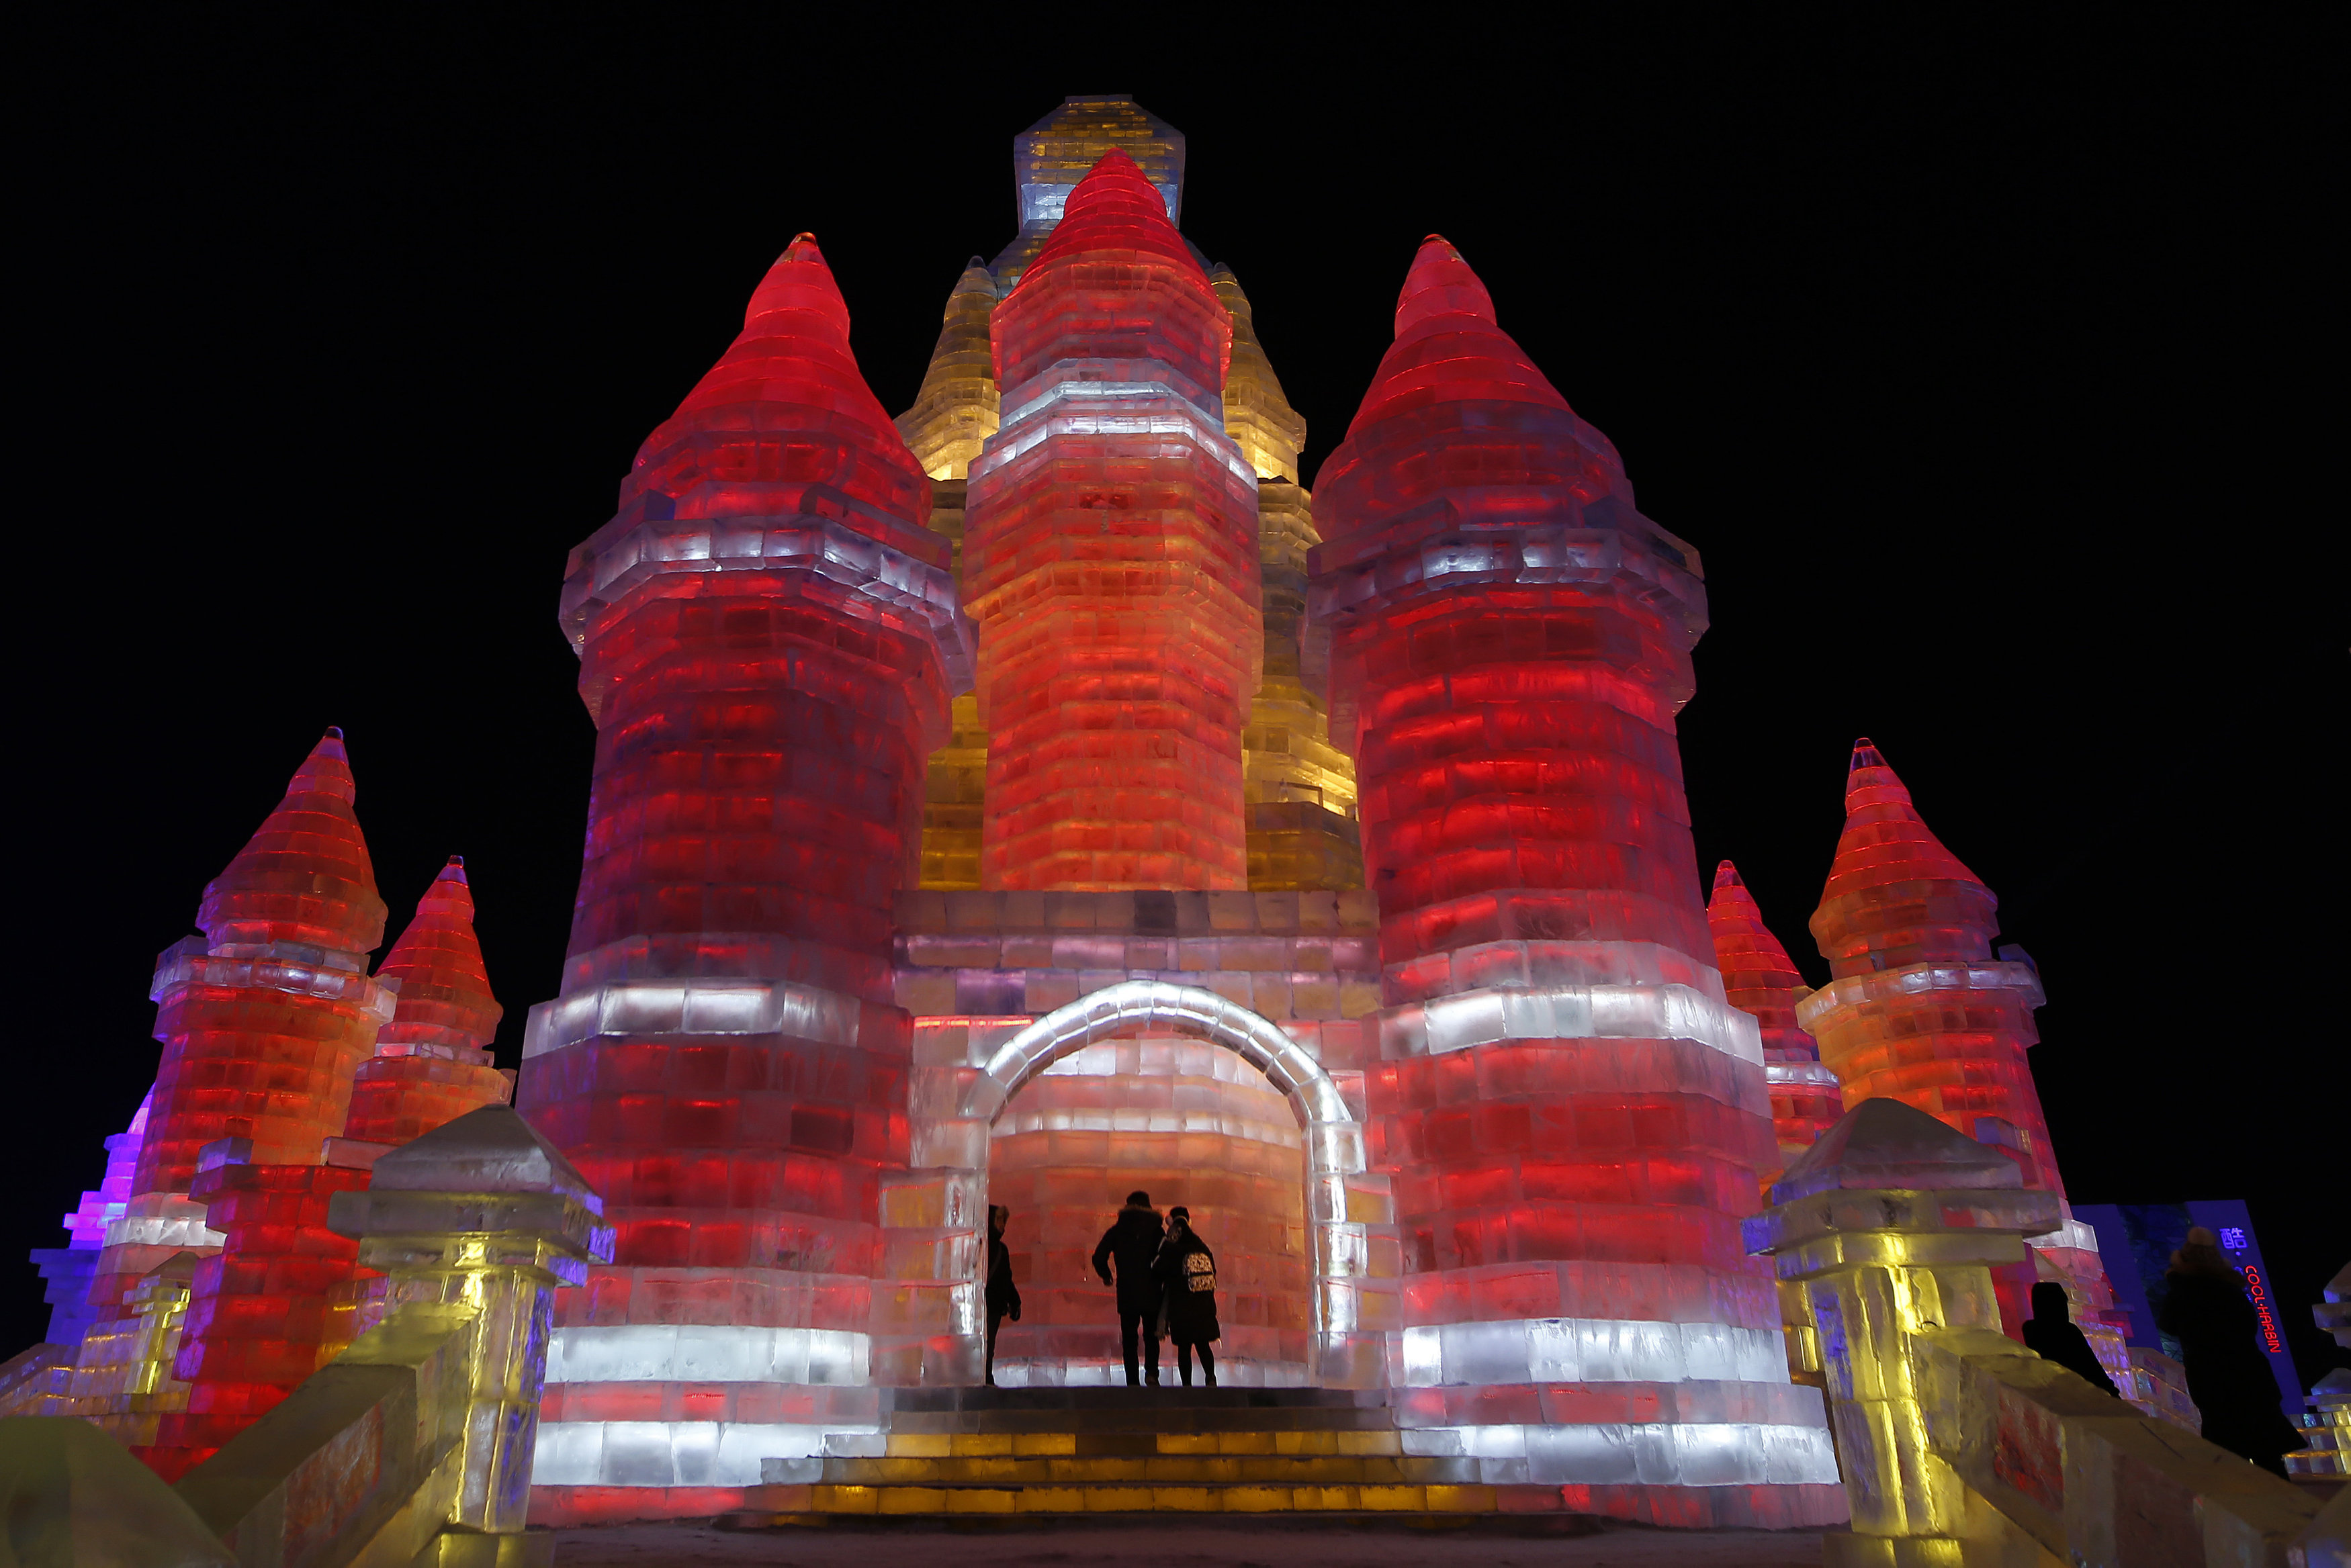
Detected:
left=940, top=981, right=1392, bottom=1389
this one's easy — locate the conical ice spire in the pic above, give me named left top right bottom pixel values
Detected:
left=197, top=727, right=387, bottom=954
left=1707, top=861, right=1807, bottom=1041
left=1393, top=233, right=1498, bottom=336
left=1812, top=738, right=1998, bottom=976
left=1710, top=859, right=1843, bottom=1185
left=1018, top=148, right=1208, bottom=293
left=1211, top=263, right=1306, bottom=482
left=375, top=856, right=502, bottom=1050
left=626, top=232, right=925, bottom=522
left=1339, top=236, right=1572, bottom=444
left=895, top=259, right=1001, bottom=479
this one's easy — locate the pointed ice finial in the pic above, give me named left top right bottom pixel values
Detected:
left=197, top=731, right=385, bottom=952
left=1210, top=261, right=1306, bottom=482
left=376, top=854, right=499, bottom=1049
left=1707, top=859, right=1800, bottom=982
left=1020, top=148, right=1206, bottom=289
left=1814, top=735, right=1995, bottom=973
left=633, top=216, right=919, bottom=516
left=1843, top=736, right=1918, bottom=815
left=741, top=231, right=851, bottom=337
left=897, top=253, right=1006, bottom=478
left=290, top=727, right=355, bottom=800
left=1394, top=234, right=1497, bottom=338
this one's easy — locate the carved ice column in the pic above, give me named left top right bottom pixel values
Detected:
left=329, top=1106, right=613, bottom=1533
left=1744, top=1097, right=2057, bottom=1561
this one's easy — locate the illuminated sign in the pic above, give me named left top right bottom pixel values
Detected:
left=2073, top=1198, right=2302, bottom=1420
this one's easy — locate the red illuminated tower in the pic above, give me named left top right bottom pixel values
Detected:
left=1799, top=739, right=2119, bottom=1348
left=88, top=730, right=393, bottom=1322
left=1309, top=238, right=1839, bottom=1526
left=336, top=856, right=511, bottom=1158
left=963, top=148, right=1261, bottom=888
left=1706, top=861, right=1843, bottom=1191
left=126, top=730, right=396, bottom=1478
left=521, top=234, right=971, bottom=1515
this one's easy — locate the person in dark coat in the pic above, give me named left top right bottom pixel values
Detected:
left=2157, top=1227, right=2301, bottom=1477
left=1151, top=1205, right=1221, bottom=1388
left=984, top=1204, right=1020, bottom=1387
left=1092, top=1191, right=1165, bottom=1387
left=2023, top=1281, right=2121, bottom=1398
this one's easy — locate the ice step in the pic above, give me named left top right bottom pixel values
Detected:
left=822, top=1454, right=1482, bottom=1486
left=736, top=1480, right=1503, bottom=1518
left=867, top=1385, right=1397, bottom=1436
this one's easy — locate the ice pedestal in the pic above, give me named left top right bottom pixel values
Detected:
left=1744, top=1097, right=2061, bottom=1551
left=329, top=1105, right=613, bottom=1535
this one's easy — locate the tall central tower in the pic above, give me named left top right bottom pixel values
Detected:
left=962, top=149, right=1261, bottom=888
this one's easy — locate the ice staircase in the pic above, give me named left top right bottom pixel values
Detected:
left=729, top=1387, right=1507, bottom=1521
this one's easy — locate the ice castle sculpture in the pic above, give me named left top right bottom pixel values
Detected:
left=17, top=95, right=2136, bottom=1534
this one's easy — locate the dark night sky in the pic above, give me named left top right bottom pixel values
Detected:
left=12, top=14, right=2341, bottom=1383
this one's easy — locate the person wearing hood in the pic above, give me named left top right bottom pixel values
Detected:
left=984, top=1204, right=1020, bottom=1387
left=2022, top=1281, right=2121, bottom=1398
left=1092, top=1191, right=1165, bottom=1387
left=1151, top=1205, right=1221, bottom=1387
left=2158, top=1226, right=2302, bottom=1477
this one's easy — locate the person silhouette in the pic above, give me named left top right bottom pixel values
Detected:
left=983, top=1203, right=1020, bottom=1387
left=2022, top=1281, right=2120, bottom=1397
left=1152, top=1205, right=1221, bottom=1388
left=1091, top=1191, right=1165, bottom=1387
left=2159, top=1227, right=2301, bottom=1476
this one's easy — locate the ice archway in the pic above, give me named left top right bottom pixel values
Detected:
left=957, top=980, right=1388, bottom=1385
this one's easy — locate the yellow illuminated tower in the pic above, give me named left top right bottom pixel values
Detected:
left=901, top=260, right=1000, bottom=888
left=1214, top=265, right=1362, bottom=889
left=897, top=259, right=1000, bottom=484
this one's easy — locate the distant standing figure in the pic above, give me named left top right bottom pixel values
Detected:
left=1152, top=1205, right=1220, bottom=1388
left=2158, top=1226, right=2301, bottom=1476
left=984, top=1204, right=1020, bottom=1387
left=1092, top=1191, right=1165, bottom=1387
left=2022, top=1281, right=2121, bottom=1398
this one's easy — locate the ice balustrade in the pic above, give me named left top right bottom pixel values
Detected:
left=1746, top=1097, right=2326, bottom=1565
